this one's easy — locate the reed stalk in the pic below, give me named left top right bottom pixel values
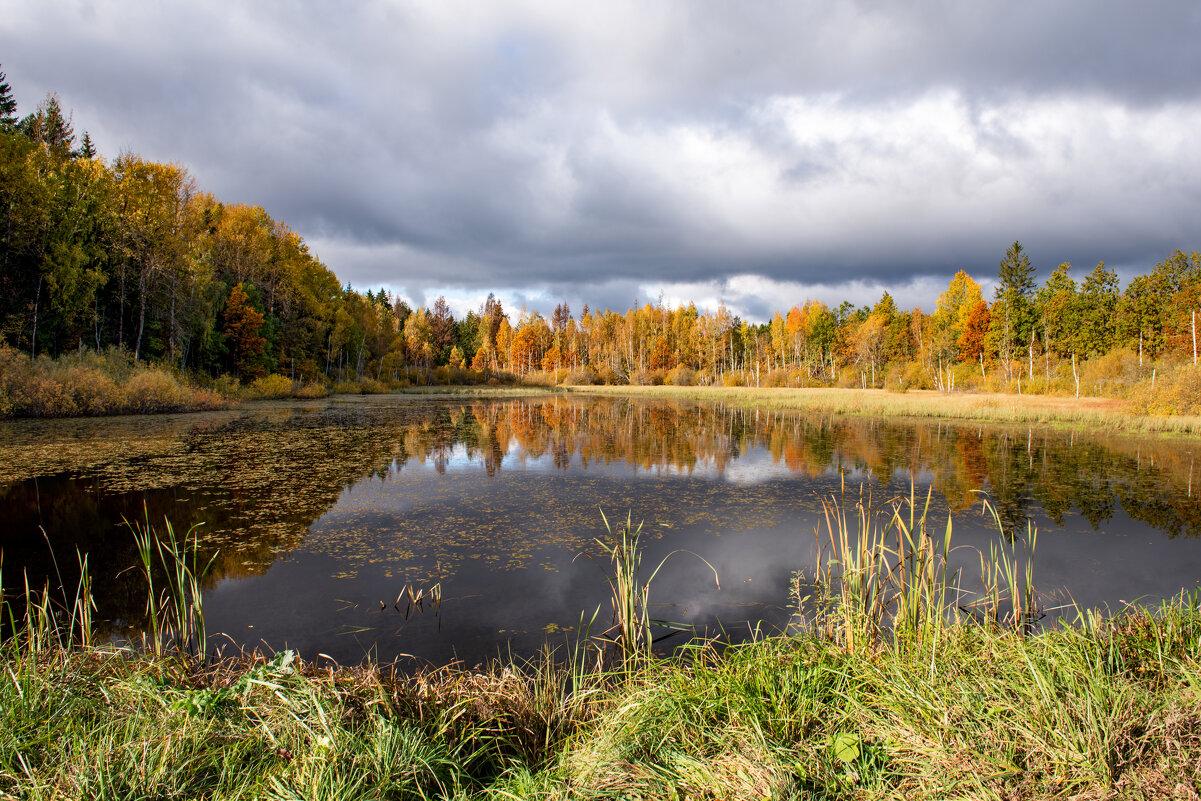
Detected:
left=585, top=510, right=719, bottom=669
left=128, top=509, right=216, bottom=660
left=795, top=481, right=1042, bottom=649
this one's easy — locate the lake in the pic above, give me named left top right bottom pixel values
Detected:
left=2, top=393, right=1199, bottom=666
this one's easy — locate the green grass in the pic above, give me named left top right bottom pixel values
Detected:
left=4, top=501, right=1201, bottom=799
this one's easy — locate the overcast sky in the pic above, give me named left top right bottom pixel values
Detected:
left=5, top=1, right=1200, bottom=321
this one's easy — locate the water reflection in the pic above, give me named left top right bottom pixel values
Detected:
left=1, top=394, right=1198, bottom=663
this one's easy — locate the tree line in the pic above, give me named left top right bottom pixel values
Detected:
left=2, top=70, right=1198, bottom=394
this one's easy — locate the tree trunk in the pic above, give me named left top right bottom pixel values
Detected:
left=168, top=271, right=177, bottom=362
left=30, top=275, right=42, bottom=358
left=134, top=272, right=147, bottom=362
left=118, top=263, right=126, bottom=350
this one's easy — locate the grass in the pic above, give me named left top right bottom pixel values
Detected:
left=568, top=383, right=1201, bottom=436
left=3, top=500, right=1201, bottom=799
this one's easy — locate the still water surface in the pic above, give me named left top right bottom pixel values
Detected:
left=2, top=393, right=1199, bottom=665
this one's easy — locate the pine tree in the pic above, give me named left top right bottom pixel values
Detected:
left=20, top=94, right=74, bottom=153
left=0, top=65, right=16, bottom=129
left=39, top=94, right=74, bottom=152
left=78, top=131, right=96, bottom=159
left=991, top=241, right=1037, bottom=379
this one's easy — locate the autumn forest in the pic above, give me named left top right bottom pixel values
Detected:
left=2, top=76, right=1200, bottom=413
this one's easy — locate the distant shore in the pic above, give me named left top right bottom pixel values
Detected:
left=565, top=384, right=1201, bottom=436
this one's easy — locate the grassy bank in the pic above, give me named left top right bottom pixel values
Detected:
left=568, top=384, right=1201, bottom=436
left=5, top=497, right=1201, bottom=799
left=0, top=346, right=230, bottom=418
left=4, top=602, right=1200, bottom=799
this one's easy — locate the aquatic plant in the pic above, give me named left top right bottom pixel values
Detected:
left=581, top=510, right=719, bottom=669
left=130, top=511, right=216, bottom=660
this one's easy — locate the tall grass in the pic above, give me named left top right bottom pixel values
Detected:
left=581, top=511, right=718, bottom=669
left=129, top=512, right=216, bottom=660
left=794, top=483, right=1040, bottom=651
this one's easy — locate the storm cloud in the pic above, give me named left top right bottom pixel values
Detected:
left=5, top=1, right=1199, bottom=319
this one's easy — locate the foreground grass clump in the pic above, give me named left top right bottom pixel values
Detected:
left=0, top=345, right=229, bottom=418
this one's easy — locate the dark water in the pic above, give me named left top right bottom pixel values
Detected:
left=2, top=394, right=1199, bottom=665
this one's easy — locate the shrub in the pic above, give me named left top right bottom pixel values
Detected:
left=720, top=372, right=745, bottom=387
left=63, top=366, right=120, bottom=414
left=594, top=364, right=623, bottom=385
left=1132, top=364, right=1201, bottom=415
left=1077, top=347, right=1151, bottom=398
left=631, top=368, right=664, bottom=386
left=666, top=366, right=697, bottom=386
left=294, top=382, right=329, bottom=399
left=122, top=370, right=185, bottom=413
left=355, top=378, right=388, bottom=395
left=245, top=374, right=294, bottom=399
left=563, top=366, right=600, bottom=386
left=521, top=371, right=558, bottom=387
left=760, top=368, right=790, bottom=388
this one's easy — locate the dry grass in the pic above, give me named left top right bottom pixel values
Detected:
left=568, top=384, right=1201, bottom=436
left=0, top=345, right=230, bottom=418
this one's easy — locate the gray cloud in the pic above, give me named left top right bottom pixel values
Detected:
left=4, top=1, right=1200, bottom=320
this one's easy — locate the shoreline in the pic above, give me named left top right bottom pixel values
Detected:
left=4, top=598, right=1200, bottom=799
left=565, top=384, right=1201, bottom=437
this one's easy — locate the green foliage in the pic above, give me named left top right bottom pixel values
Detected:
left=0, top=64, right=16, bottom=129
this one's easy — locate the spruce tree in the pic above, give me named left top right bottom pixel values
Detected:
left=78, top=131, right=96, bottom=159
left=0, top=65, right=17, bottom=129
left=992, top=240, right=1037, bottom=379
left=38, top=94, right=74, bottom=153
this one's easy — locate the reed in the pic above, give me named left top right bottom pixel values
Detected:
left=794, top=481, right=1043, bottom=650
left=129, top=510, right=216, bottom=660
left=582, top=511, right=718, bottom=669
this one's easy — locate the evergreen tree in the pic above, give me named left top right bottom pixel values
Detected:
left=991, top=241, right=1037, bottom=379
left=0, top=65, right=16, bottom=129
left=18, top=94, right=75, bottom=155
left=77, top=131, right=96, bottom=159
left=1077, top=262, right=1119, bottom=357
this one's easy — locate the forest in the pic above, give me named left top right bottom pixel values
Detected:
left=2, top=72, right=1200, bottom=413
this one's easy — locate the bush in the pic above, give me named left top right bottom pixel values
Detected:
left=720, top=372, right=745, bottom=387
left=294, top=382, right=329, bottom=399
left=563, top=366, right=600, bottom=386
left=122, top=370, right=185, bottom=412
left=666, top=366, right=697, bottom=386
left=759, top=368, right=789, bottom=388
left=1132, top=364, right=1201, bottom=415
left=520, top=371, right=558, bottom=387
left=594, top=364, right=624, bottom=385
left=1079, top=347, right=1150, bottom=397
left=245, top=374, right=295, bottom=399
left=631, top=368, right=665, bottom=386
left=62, top=366, right=120, bottom=414
left=355, top=378, right=388, bottom=395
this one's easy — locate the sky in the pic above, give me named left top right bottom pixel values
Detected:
left=4, top=1, right=1201, bottom=322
